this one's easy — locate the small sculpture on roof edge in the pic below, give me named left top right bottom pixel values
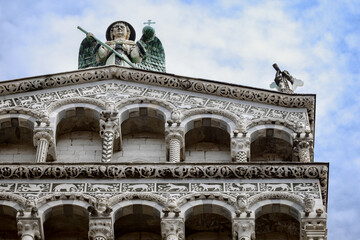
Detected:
left=270, top=63, right=304, bottom=94
left=78, top=20, right=166, bottom=72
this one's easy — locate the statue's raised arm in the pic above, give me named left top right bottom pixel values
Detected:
left=78, top=20, right=166, bottom=72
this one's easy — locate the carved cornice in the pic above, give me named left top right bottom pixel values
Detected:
left=0, top=66, right=316, bottom=124
left=0, top=163, right=328, bottom=206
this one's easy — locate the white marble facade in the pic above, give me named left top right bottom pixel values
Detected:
left=0, top=65, right=327, bottom=240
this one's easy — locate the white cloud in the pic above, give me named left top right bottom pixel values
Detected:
left=0, top=0, right=360, bottom=238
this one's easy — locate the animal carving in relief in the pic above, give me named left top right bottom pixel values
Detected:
left=159, top=183, right=188, bottom=192
left=126, top=184, right=151, bottom=191
left=250, top=107, right=267, bottom=116
left=54, top=183, right=79, bottom=192
left=89, top=184, right=115, bottom=192
left=20, top=184, right=46, bottom=192
left=232, top=183, right=257, bottom=191
left=0, top=184, right=14, bottom=192
left=266, top=183, right=291, bottom=191
left=17, top=97, right=35, bottom=105
left=0, top=100, right=13, bottom=108
left=198, top=183, right=222, bottom=191
left=270, top=110, right=285, bottom=119
left=294, top=183, right=317, bottom=191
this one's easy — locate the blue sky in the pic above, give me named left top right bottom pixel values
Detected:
left=0, top=0, right=359, bottom=238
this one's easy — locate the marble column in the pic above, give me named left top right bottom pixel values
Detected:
left=165, top=128, right=184, bottom=163
left=231, top=130, right=250, bottom=162
left=100, top=111, right=120, bottom=163
left=33, top=130, right=54, bottom=162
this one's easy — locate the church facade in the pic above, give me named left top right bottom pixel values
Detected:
left=0, top=64, right=328, bottom=238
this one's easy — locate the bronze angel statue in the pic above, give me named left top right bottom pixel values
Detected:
left=78, top=20, right=166, bottom=72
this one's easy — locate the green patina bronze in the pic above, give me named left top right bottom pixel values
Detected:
left=78, top=20, right=166, bottom=72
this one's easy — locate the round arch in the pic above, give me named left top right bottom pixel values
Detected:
left=0, top=201, right=19, bottom=239
left=117, top=103, right=170, bottom=125
left=112, top=200, right=163, bottom=240
left=0, top=114, right=37, bottom=162
left=180, top=113, right=236, bottom=135
left=180, top=199, right=235, bottom=220
left=248, top=124, right=295, bottom=162
left=41, top=202, right=89, bottom=240
left=249, top=198, right=304, bottom=221
left=115, top=96, right=176, bottom=117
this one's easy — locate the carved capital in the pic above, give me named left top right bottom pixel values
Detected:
left=301, top=219, right=327, bottom=240
left=17, top=218, right=42, bottom=240
left=33, top=129, right=54, bottom=147
left=231, top=135, right=250, bottom=162
left=161, top=218, right=185, bottom=240
left=295, top=139, right=313, bottom=163
left=232, top=219, right=255, bottom=240
left=89, top=218, right=113, bottom=240
left=165, top=128, right=185, bottom=144
left=100, top=111, right=120, bottom=138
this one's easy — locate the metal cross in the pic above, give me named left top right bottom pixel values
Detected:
left=144, top=19, right=156, bottom=26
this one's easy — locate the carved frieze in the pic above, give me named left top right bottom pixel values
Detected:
left=0, top=66, right=315, bottom=126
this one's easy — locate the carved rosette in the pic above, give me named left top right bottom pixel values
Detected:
left=17, top=218, right=42, bottom=240
left=33, top=128, right=55, bottom=162
left=165, top=128, right=185, bottom=163
left=231, top=132, right=250, bottom=162
left=161, top=218, right=185, bottom=240
left=89, top=218, right=113, bottom=240
left=301, top=219, right=327, bottom=240
left=100, top=111, right=121, bottom=162
left=232, top=219, right=255, bottom=240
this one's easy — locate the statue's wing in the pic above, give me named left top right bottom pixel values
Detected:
left=292, top=78, right=304, bottom=91
left=78, top=37, right=101, bottom=69
left=136, top=36, right=166, bottom=72
left=269, top=82, right=280, bottom=91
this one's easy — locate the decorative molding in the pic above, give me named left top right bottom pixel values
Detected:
left=0, top=66, right=315, bottom=125
left=0, top=163, right=328, bottom=206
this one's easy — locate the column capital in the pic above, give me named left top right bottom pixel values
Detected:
left=17, top=218, right=42, bottom=240
left=232, top=218, right=255, bottom=240
left=301, top=218, right=327, bottom=240
left=33, top=128, right=54, bottom=147
left=161, top=218, right=185, bottom=240
left=231, top=134, right=250, bottom=162
left=165, top=127, right=185, bottom=143
left=294, top=138, right=313, bottom=163
left=89, top=218, right=113, bottom=240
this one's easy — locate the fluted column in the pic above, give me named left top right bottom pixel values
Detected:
left=100, top=110, right=120, bottom=163
left=165, top=128, right=185, bottom=163
left=231, top=130, right=250, bottom=162
left=33, top=129, right=54, bottom=162
left=166, top=110, right=185, bottom=162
